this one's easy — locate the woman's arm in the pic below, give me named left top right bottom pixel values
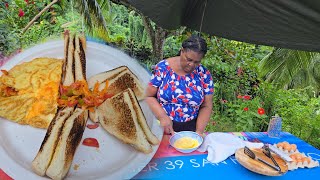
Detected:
left=145, top=85, right=174, bottom=134
left=196, top=94, right=213, bottom=136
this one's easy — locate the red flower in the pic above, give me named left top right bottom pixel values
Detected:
left=212, top=121, right=216, bottom=126
left=237, top=95, right=243, bottom=99
left=257, top=107, right=265, bottom=115
left=220, top=99, right=228, bottom=104
left=5, top=2, right=9, bottom=8
left=243, top=95, right=251, bottom=100
left=24, top=0, right=29, bottom=4
left=18, top=9, right=25, bottom=17
left=243, top=107, right=249, bottom=111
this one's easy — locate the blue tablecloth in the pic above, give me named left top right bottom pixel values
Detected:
left=134, top=132, right=320, bottom=179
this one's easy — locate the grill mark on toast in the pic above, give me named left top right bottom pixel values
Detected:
left=62, top=32, right=69, bottom=83
left=45, top=108, right=85, bottom=179
left=74, top=35, right=86, bottom=81
left=32, top=107, right=73, bottom=176
left=63, top=34, right=75, bottom=86
left=79, top=37, right=86, bottom=80
left=126, top=88, right=159, bottom=145
left=110, top=93, right=137, bottom=138
left=102, top=66, right=127, bottom=83
left=38, top=107, right=73, bottom=152
left=65, top=110, right=86, bottom=166
left=72, top=36, right=76, bottom=82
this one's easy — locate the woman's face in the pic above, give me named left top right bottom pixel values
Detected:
left=180, top=48, right=203, bottom=74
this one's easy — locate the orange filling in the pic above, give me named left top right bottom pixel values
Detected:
left=57, top=80, right=112, bottom=110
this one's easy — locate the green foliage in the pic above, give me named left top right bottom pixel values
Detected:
left=272, top=89, right=320, bottom=148
left=0, top=23, right=19, bottom=56
left=0, top=0, right=65, bottom=55
left=259, top=48, right=320, bottom=96
left=73, top=0, right=110, bottom=35
left=206, top=83, right=272, bottom=133
left=106, top=3, right=152, bottom=62
left=162, top=34, right=189, bottom=59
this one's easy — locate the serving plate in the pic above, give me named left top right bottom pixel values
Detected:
left=0, top=40, right=163, bottom=180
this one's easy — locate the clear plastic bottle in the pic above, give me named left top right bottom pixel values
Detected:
left=267, top=115, right=282, bottom=138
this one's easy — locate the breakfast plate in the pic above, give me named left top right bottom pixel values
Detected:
left=0, top=39, right=163, bottom=179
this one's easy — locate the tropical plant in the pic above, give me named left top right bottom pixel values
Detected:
left=73, top=0, right=111, bottom=41
left=272, top=89, right=320, bottom=148
left=0, top=0, right=64, bottom=55
left=19, top=0, right=111, bottom=41
left=259, top=48, right=320, bottom=97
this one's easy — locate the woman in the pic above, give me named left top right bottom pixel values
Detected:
left=145, top=35, right=214, bottom=136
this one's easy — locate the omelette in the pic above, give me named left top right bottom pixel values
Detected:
left=0, top=57, right=63, bottom=128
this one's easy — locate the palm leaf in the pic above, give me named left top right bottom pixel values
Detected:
left=259, top=48, right=320, bottom=94
left=97, top=0, right=110, bottom=10
left=86, top=0, right=108, bottom=29
left=58, top=0, right=68, bottom=11
left=74, top=0, right=109, bottom=35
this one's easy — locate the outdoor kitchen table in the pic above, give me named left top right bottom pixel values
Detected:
left=133, top=132, right=320, bottom=179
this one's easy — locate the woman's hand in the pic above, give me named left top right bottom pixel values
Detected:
left=196, top=130, right=205, bottom=138
left=160, top=116, right=175, bottom=135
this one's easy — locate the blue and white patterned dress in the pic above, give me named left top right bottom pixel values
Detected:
left=149, top=60, right=214, bottom=122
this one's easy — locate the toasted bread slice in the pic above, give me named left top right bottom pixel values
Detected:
left=32, top=107, right=74, bottom=176
left=62, top=33, right=75, bottom=86
left=88, top=108, right=101, bottom=123
left=87, top=66, right=126, bottom=122
left=74, top=34, right=86, bottom=81
left=61, top=31, right=69, bottom=84
left=99, top=90, right=152, bottom=154
left=126, top=88, right=159, bottom=145
left=45, top=108, right=86, bottom=180
left=32, top=33, right=88, bottom=179
left=87, top=66, right=127, bottom=88
left=74, top=34, right=88, bottom=121
left=88, top=66, right=144, bottom=122
left=88, top=66, right=145, bottom=100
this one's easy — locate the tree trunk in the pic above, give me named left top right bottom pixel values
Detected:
left=152, top=26, right=167, bottom=64
left=111, top=0, right=176, bottom=64
left=141, top=15, right=168, bottom=64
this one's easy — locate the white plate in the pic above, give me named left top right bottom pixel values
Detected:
left=0, top=40, right=163, bottom=180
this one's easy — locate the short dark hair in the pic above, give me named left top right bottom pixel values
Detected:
left=182, top=35, right=207, bottom=56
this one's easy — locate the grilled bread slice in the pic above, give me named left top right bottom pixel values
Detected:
left=74, top=34, right=88, bottom=121
left=87, top=66, right=127, bottom=123
left=74, top=34, right=86, bottom=81
left=45, top=108, right=86, bottom=180
left=88, top=66, right=145, bottom=100
left=88, top=107, right=101, bottom=123
left=126, top=88, right=159, bottom=145
left=99, top=89, right=152, bottom=154
left=32, top=107, right=74, bottom=176
left=62, top=33, right=75, bottom=86
left=88, top=66, right=144, bottom=122
left=32, top=32, right=76, bottom=177
left=87, top=66, right=127, bottom=88
left=32, top=33, right=88, bottom=179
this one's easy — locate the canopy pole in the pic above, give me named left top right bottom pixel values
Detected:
left=199, top=0, right=208, bottom=35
